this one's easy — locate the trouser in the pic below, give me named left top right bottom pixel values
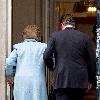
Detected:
left=53, top=88, right=86, bottom=100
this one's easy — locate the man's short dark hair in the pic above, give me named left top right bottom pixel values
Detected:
left=59, top=14, right=75, bottom=27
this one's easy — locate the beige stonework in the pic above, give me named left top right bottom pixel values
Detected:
left=0, top=0, right=7, bottom=98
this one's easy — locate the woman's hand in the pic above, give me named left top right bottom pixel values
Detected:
left=7, top=77, right=13, bottom=86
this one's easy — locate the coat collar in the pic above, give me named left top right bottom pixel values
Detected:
left=24, top=39, right=37, bottom=42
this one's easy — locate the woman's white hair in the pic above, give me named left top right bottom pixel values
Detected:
left=22, top=25, right=41, bottom=41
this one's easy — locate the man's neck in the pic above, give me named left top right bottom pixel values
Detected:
left=62, top=25, right=73, bottom=30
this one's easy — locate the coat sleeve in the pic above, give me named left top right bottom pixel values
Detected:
left=43, top=33, right=55, bottom=70
left=6, top=45, right=18, bottom=76
left=85, top=38, right=96, bottom=85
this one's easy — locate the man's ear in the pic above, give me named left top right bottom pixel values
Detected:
left=58, top=23, right=66, bottom=30
left=58, top=23, right=63, bottom=30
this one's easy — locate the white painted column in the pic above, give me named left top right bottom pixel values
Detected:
left=0, top=0, right=7, bottom=99
left=6, top=0, right=12, bottom=100
left=7, top=0, right=12, bottom=55
left=0, top=0, right=12, bottom=99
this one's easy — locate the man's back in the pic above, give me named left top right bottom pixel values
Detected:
left=44, top=28, right=95, bottom=89
left=54, top=28, right=88, bottom=66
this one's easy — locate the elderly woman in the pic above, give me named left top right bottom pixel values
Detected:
left=6, top=25, right=48, bottom=100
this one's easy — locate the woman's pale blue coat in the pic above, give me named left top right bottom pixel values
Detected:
left=6, top=39, right=48, bottom=100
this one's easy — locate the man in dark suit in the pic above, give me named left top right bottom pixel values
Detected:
left=43, top=14, right=96, bottom=100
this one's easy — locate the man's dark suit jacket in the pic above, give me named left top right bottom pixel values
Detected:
left=43, top=28, right=96, bottom=89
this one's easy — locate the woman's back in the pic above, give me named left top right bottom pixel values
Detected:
left=15, top=39, right=47, bottom=77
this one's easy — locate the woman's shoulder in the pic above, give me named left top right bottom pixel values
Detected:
left=38, top=42, right=47, bottom=48
left=13, top=41, right=24, bottom=49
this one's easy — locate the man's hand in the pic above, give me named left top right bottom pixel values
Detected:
left=7, top=77, right=13, bottom=86
left=87, top=82, right=92, bottom=91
